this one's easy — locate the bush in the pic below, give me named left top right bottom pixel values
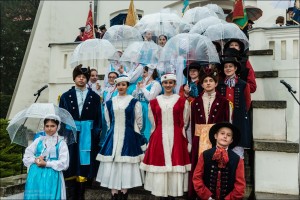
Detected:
left=0, top=94, right=12, bottom=118
left=0, top=118, right=25, bottom=178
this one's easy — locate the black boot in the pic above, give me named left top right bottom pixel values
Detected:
left=160, top=197, right=168, bottom=200
left=77, top=182, right=86, bottom=200
left=65, top=179, right=77, bottom=200
left=111, top=193, right=119, bottom=200
left=120, top=192, right=128, bottom=200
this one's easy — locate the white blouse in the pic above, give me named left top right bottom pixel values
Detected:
left=132, top=80, right=162, bottom=102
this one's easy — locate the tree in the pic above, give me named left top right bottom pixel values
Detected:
left=0, top=0, right=40, bottom=118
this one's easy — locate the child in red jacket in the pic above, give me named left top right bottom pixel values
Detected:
left=193, top=122, right=245, bottom=200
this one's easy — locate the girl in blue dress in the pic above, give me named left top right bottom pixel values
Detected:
left=23, top=114, right=69, bottom=200
left=132, top=64, right=162, bottom=141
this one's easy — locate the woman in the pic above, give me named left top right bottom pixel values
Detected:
left=132, top=64, right=162, bottom=141
left=217, top=57, right=251, bottom=158
left=141, top=73, right=191, bottom=199
left=23, top=114, right=69, bottom=200
left=158, top=35, right=167, bottom=47
left=96, top=75, right=146, bottom=200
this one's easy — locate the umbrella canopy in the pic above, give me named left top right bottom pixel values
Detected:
left=135, top=11, right=189, bottom=39
left=6, top=103, right=77, bottom=147
left=120, top=41, right=162, bottom=71
left=182, top=7, right=218, bottom=25
left=204, top=23, right=249, bottom=51
left=190, top=16, right=227, bottom=35
left=226, top=5, right=263, bottom=22
left=70, top=39, right=120, bottom=68
left=102, top=25, right=143, bottom=51
left=204, top=4, right=226, bottom=20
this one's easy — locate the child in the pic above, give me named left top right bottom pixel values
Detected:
left=193, top=122, right=245, bottom=200
left=23, top=114, right=69, bottom=200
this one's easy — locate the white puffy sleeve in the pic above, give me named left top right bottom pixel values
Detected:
left=46, top=140, right=69, bottom=171
left=183, top=100, right=190, bottom=129
left=148, top=104, right=155, bottom=135
left=23, top=138, right=40, bottom=167
left=128, top=64, right=143, bottom=83
left=142, top=81, right=162, bottom=101
left=134, top=101, right=143, bottom=132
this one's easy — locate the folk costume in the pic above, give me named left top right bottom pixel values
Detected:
left=96, top=75, right=146, bottom=192
left=193, top=123, right=246, bottom=200
left=141, top=74, right=191, bottom=197
left=188, top=68, right=230, bottom=199
left=23, top=115, right=69, bottom=200
left=59, top=65, right=101, bottom=199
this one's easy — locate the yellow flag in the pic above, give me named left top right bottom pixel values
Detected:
left=125, top=0, right=137, bottom=26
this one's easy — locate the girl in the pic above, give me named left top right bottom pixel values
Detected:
left=141, top=73, right=191, bottom=199
left=23, top=114, right=69, bottom=200
left=96, top=75, right=146, bottom=200
left=132, top=64, right=162, bottom=141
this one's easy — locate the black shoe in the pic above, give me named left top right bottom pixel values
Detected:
left=65, top=179, right=77, bottom=200
left=77, top=182, right=86, bottom=200
left=121, top=192, right=128, bottom=200
left=111, top=193, right=119, bottom=200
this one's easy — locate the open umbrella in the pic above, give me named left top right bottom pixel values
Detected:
left=203, top=23, right=249, bottom=52
left=135, top=10, right=189, bottom=39
left=190, top=16, right=227, bottom=35
left=204, top=4, right=226, bottom=20
left=6, top=103, right=77, bottom=147
left=226, top=5, right=263, bottom=22
left=70, top=39, right=120, bottom=68
left=102, top=25, right=143, bottom=51
left=183, top=7, right=218, bottom=25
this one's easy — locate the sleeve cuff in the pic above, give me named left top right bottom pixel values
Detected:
left=46, top=161, right=52, bottom=168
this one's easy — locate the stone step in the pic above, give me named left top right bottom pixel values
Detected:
left=0, top=174, right=26, bottom=197
left=248, top=49, right=273, bottom=56
left=254, top=139, right=299, bottom=153
left=255, top=192, right=300, bottom=200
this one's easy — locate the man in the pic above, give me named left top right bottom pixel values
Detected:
left=94, top=25, right=101, bottom=39
left=59, top=64, right=101, bottom=199
left=99, top=24, right=107, bottom=39
left=75, top=27, right=85, bottom=42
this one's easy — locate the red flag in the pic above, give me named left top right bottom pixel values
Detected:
left=232, top=0, right=244, bottom=20
left=83, top=3, right=94, bottom=41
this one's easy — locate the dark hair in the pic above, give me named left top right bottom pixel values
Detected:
left=90, top=69, right=98, bottom=73
left=144, top=66, right=159, bottom=80
left=116, top=82, right=129, bottom=87
left=44, top=118, right=59, bottom=126
left=108, top=71, right=119, bottom=78
left=159, top=35, right=167, bottom=40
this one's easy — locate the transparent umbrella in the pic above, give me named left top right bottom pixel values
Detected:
left=102, top=25, right=143, bottom=51
left=190, top=16, right=227, bottom=35
left=183, top=7, right=218, bottom=25
left=203, top=23, right=249, bottom=52
left=204, top=4, right=226, bottom=20
left=70, top=38, right=120, bottom=68
left=135, top=11, right=189, bottom=39
left=159, top=33, right=220, bottom=92
left=120, top=41, right=162, bottom=71
left=6, top=103, right=77, bottom=147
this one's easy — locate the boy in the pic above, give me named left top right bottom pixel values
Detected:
left=193, top=122, right=245, bottom=200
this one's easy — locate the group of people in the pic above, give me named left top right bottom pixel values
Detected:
left=22, top=33, right=256, bottom=200
left=75, top=24, right=107, bottom=42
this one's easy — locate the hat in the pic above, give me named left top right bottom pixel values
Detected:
left=94, top=25, right=99, bottom=29
left=114, top=75, right=130, bottom=84
left=209, top=122, right=241, bottom=149
left=99, top=24, right=106, bottom=30
left=248, top=20, right=254, bottom=24
left=287, top=7, right=294, bottom=13
left=224, top=39, right=245, bottom=53
left=73, top=64, right=91, bottom=81
left=221, top=48, right=241, bottom=59
left=161, top=73, right=176, bottom=82
left=183, top=61, right=208, bottom=77
left=146, top=64, right=157, bottom=70
left=44, top=114, right=61, bottom=123
left=108, top=71, right=119, bottom=78
left=222, top=57, right=241, bottom=73
left=199, top=66, right=219, bottom=83
left=79, top=27, right=85, bottom=32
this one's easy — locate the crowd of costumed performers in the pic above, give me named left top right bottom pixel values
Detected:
left=21, top=5, right=259, bottom=200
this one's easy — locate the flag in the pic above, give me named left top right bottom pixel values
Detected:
left=125, top=0, right=137, bottom=26
left=83, top=3, right=94, bottom=41
left=182, top=0, right=189, bottom=15
left=232, top=0, right=248, bottom=29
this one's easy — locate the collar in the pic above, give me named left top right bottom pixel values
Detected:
left=75, top=87, right=88, bottom=92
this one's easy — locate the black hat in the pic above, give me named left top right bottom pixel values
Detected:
left=248, top=20, right=254, bottom=24
left=94, top=25, right=99, bottom=29
left=199, top=66, right=219, bottom=83
left=183, top=61, right=208, bottom=77
left=73, top=64, right=91, bottom=81
left=79, top=27, right=85, bottom=32
left=224, top=39, right=245, bottom=53
left=99, top=24, right=106, bottom=30
left=209, top=122, right=241, bottom=149
left=222, top=57, right=241, bottom=73
left=221, top=48, right=241, bottom=59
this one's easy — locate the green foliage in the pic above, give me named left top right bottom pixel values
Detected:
left=0, top=119, right=25, bottom=178
left=0, top=0, right=40, bottom=115
left=0, top=94, right=12, bottom=118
